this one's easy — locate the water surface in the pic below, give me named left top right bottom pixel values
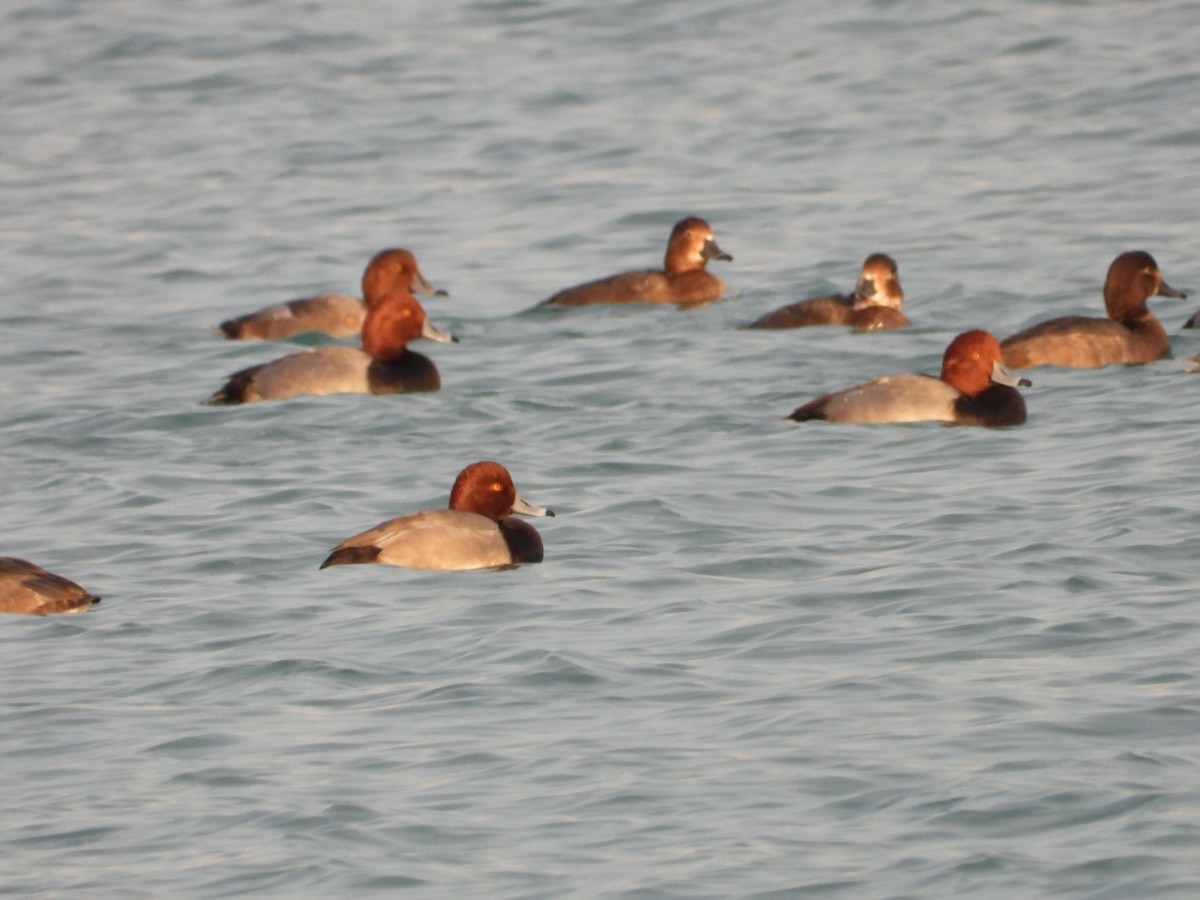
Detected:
left=3, top=0, right=1199, bottom=895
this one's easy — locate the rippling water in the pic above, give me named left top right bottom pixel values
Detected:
left=3, top=0, right=1200, bottom=895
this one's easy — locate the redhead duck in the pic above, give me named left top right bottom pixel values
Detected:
left=320, top=461, right=555, bottom=571
left=206, top=251, right=456, bottom=404
left=0, top=557, right=100, bottom=615
left=788, top=329, right=1030, bottom=426
left=1001, top=251, right=1186, bottom=368
left=540, top=216, right=732, bottom=307
left=218, top=249, right=446, bottom=340
left=748, top=253, right=909, bottom=331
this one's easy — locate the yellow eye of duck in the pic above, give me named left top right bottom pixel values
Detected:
left=491, top=482, right=504, bottom=492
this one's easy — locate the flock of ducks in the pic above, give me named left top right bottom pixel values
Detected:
left=3, top=217, right=1191, bottom=615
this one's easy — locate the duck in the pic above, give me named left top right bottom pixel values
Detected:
left=1001, top=251, right=1186, bottom=368
left=788, top=329, right=1030, bottom=426
left=206, top=249, right=456, bottom=404
left=539, top=216, right=732, bottom=307
left=747, top=253, right=909, bottom=331
left=320, top=461, right=555, bottom=571
left=217, top=248, right=446, bottom=340
left=0, top=557, right=101, bottom=615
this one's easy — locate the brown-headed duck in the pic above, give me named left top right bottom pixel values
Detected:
left=320, top=461, right=555, bottom=571
left=788, top=329, right=1030, bottom=426
left=1001, top=251, right=1186, bottom=369
left=206, top=250, right=457, bottom=404
left=748, top=253, right=909, bottom=331
left=540, top=216, right=732, bottom=307
left=0, top=557, right=100, bottom=616
left=217, top=248, right=447, bottom=340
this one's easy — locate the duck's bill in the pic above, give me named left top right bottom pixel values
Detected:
left=1157, top=279, right=1187, bottom=299
left=703, top=238, right=733, bottom=262
left=991, top=359, right=1031, bottom=388
left=422, top=319, right=459, bottom=343
left=854, top=278, right=877, bottom=302
left=411, top=271, right=449, bottom=297
left=512, top=495, right=555, bottom=518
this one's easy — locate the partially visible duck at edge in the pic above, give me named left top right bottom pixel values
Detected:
left=218, top=248, right=447, bottom=340
left=539, top=216, right=732, bottom=307
left=747, top=253, right=910, bottom=331
left=1181, top=309, right=1200, bottom=329
left=320, top=461, right=555, bottom=572
left=0, top=557, right=101, bottom=616
left=788, top=329, right=1030, bottom=427
left=206, top=249, right=457, bottom=404
left=1001, top=250, right=1187, bottom=369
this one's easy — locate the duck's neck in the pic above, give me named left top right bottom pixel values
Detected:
left=361, top=299, right=418, bottom=361
left=1119, top=306, right=1160, bottom=330
left=1122, top=309, right=1169, bottom=358
left=664, top=249, right=702, bottom=275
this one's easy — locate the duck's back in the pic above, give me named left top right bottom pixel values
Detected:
left=323, top=509, right=530, bottom=571
left=790, top=373, right=957, bottom=423
left=209, top=346, right=373, bottom=403
left=749, top=296, right=853, bottom=329
left=220, top=295, right=366, bottom=340
left=1000, top=315, right=1167, bottom=368
left=209, top=346, right=442, bottom=403
left=0, top=557, right=100, bottom=615
left=541, top=270, right=667, bottom=306
left=750, top=297, right=909, bottom=331
left=543, top=269, right=724, bottom=306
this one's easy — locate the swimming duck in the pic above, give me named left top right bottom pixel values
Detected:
left=540, top=216, right=732, bottom=307
left=218, top=248, right=446, bottom=340
left=320, top=461, right=555, bottom=571
left=0, top=557, right=101, bottom=615
left=748, top=253, right=909, bottom=331
left=1001, top=251, right=1186, bottom=368
left=206, top=249, right=456, bottom=404
left=788, top=329, right=1029, bottom=426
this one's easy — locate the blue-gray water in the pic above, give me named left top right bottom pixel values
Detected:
left=3, top=0, right=1199, bottom=896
